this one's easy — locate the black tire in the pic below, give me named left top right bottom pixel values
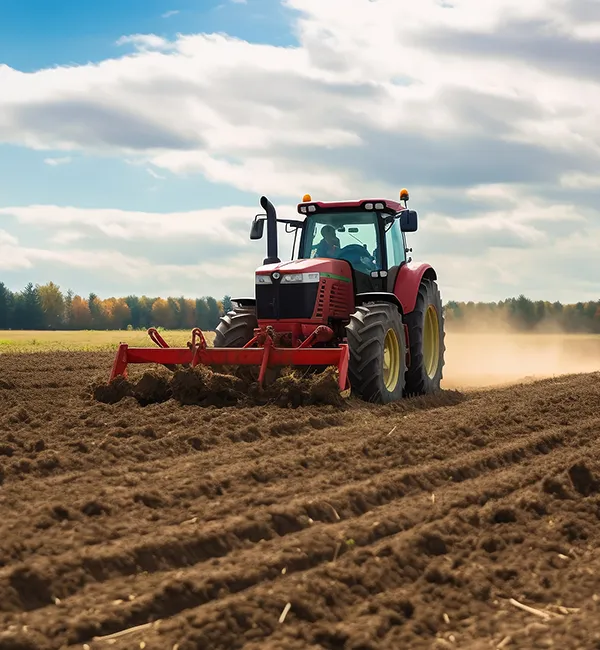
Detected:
left=214, top=310, right=257, bottom=348
left=404, top=278, right=446, bottom=395
left=345, top=302, right=406, bottom=404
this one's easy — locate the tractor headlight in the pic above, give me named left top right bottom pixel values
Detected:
left=281, top=272, right=320, bottom=283
left=255, top=274, right=272, bottom=284
left=281, top=273, right=303, bottom=283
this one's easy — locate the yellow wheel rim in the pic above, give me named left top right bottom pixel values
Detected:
left=383, top=328, right=401, bottom=392
left=423, top=304, right=440, bottom=379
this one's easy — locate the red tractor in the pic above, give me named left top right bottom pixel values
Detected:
left=109, top=190, right=445, bottom=403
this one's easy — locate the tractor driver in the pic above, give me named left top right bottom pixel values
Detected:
left=315, top=225, right=341, bottom=258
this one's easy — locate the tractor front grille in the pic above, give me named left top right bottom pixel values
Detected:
left=256, top=282, right=319, bottom=320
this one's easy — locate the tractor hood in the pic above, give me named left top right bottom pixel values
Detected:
left=255, top=258, right=353, bottom=281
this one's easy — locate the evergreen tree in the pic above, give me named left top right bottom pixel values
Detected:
left=222, top=294, right=233, bottom=314
left=13, top=283, right=44, bottom=329
left=124, top=295, right=142, bottom=328
left=0, top=282, right=13, bottom=329
left=195, top=298, right=210, bottom=329
left=205, top=296, right=221, bottom=329
left=64, top=289, right=74, bottom=329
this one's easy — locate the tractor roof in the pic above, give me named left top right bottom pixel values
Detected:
left=297, top=198, right=406, bottom=216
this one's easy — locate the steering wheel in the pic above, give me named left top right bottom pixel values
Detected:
left=334, top=244, right=376, bottom=274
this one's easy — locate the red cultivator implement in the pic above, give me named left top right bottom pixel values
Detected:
left=110, top=326, right=350, bottom=393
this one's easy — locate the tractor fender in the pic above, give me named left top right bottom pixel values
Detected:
left=393, top=262, right=437, bottom=315
left=231, top=297, right=256, bottom=309
left=355, top=292, right=403, bottom=314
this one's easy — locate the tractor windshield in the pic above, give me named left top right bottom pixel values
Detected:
left=300, top=211, right=382, bottom=275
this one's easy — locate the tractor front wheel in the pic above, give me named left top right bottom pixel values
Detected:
left=214, top=309, right=257, bottom=348
left=346, top=302, right=406, bottom=404
left=213, top=309, right=282, bottom=385
left=404, top=278, right=446, bottom=395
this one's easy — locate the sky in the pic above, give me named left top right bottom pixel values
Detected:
left=0, top=0, right=599, bottom=304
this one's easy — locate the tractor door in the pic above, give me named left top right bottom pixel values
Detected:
left=384, top=217, right=406, bottom=291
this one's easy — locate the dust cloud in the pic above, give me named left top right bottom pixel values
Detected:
left=442, top=330, right=600, bottom=390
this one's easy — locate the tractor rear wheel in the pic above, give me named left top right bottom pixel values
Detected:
left=404, top=278, right=445, bottom=395
left=346, top=302, right=406, bottom=404
left=214, top=309, right=257, bottom=348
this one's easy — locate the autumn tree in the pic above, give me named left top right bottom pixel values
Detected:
left=38, top=282, right=65, bottom=329
left=180, top=298, right=196, bottom=329
left=151, top=298, right=177, bottom=328
left=111, top=299, right=132, bottom=329
left=71, top=295, right=92, bottom=329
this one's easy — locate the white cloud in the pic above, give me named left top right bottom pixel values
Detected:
left=50, top=230, right=86, bottom=245
left=0, top=204, right=262, bottom=245
left=44, top=156, right=71, bottom=166
left=560, top=171, right=600, bottom=189
left=115, top=34, right=173, bottom=51
left=0, top=230, right=263, bottom=297
left=0, top=230, right=31, bottom=271
left=146, top=167, right=166, bottom=180
left=161, top=9, right=180, bottom=18
left=0, top=0, right=600, bottom=300
left=0, top=229, right=18, bottom=246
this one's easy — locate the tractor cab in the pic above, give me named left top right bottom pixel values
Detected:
left=245, top=191, right=420, bottom=333
left=296, top=192, right=417, bottom=294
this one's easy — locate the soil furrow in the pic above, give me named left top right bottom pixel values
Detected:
left=4, top=421, right=600, bottom=648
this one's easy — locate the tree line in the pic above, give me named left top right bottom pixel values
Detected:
left=445, top=296, right=600, bottom=333
left=0, top=282, right=234, bottom=331
left=0, top=282, right=599, bottom=333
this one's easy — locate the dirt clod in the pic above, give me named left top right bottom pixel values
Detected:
left=568, top=461, right=599, bottom=496
left=92, top=375, right=133, bottom=404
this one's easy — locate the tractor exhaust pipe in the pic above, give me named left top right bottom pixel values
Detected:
left=260, top=195, right=280, bottom=265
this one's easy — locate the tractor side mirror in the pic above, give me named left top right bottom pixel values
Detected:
left=250, top=217, right=265, bottom=240
left=399, top=210, right=418, bottom=232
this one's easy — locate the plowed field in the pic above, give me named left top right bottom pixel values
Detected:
left=1, top=351, right=600, bottom=650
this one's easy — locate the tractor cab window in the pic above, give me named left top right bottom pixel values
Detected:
left=300, top=211, right=382, bottom=276
left=385, top=218, right=406, bottom=268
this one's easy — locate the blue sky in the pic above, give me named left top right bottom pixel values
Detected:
left=1, top=0, right=599, bottom=303
left=0, top=0, right=297, bottom=71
